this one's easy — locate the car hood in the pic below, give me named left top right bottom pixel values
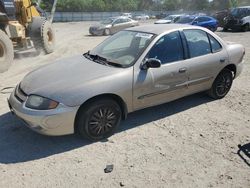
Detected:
left=155, top=19, right=172, bottom=24
left=20, top=55, right=125, bottom=103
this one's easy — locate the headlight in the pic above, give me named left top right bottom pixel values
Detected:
left=25, top=95, right=59, bottom=110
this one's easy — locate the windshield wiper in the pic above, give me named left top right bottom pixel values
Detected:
left=105, top=60, right=124, bottom=68
left=83, top=51, right=108, bottom=66
left=83, top=51, right=93, bottom=61
left=83, top=51, right=123, bottom=68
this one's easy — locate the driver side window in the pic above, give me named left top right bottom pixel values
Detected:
left=113, top=19, right=123, bottom=25
left=146, top=31, right=184, bottom=64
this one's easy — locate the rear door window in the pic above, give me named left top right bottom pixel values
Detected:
left=197, top=17, right=209, bottom=22
left=183, top=29, right=211, bottom=58
left=208, top=34, right=222, bottom=53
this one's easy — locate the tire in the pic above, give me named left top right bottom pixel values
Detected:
left=32, top=20, right=55, bottom=54
left=0, top=30, right=14, bottom=73
left=76, top=99, right=122, bottom=141
left=223, top=27, right=228, bottom=32
left=208, top=69, right=233, bottom=99
left=103, top=28, right=111, bottom=36
left=242, top=24, right=249, bottom=32
left=208, top=26, right=217, bottom=32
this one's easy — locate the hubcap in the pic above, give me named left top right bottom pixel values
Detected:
left=88, top=108, right=117, bottom=137
left=47, top=30, right=53, bottom=45
left=216, top=74, right=232, bottom=96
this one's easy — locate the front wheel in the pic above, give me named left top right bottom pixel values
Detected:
left=242, top=24, right=249, bottom=32
left=76, top=99, right=122, bottom=141
left=208, top=69, right=233, bottom=99
left=0, top=30, right=14, bottom=73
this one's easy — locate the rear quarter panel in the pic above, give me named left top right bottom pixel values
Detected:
left=226, top=42, right=245, bottom=78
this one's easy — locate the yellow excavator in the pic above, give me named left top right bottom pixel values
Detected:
left=0, top=0, right=57, bottom=73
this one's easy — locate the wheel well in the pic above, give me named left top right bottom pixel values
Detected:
left=74, top=94, right=128, bottom=132
left=224, top=64, right=236, bottom=78
left=0, top=24, right=7, bottom=33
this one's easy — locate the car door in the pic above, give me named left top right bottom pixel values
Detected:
left=195, top=17, right=207, bottom=27
left=181, top=29, right=228, bottom=95
left=133, top=31, right=189, bottom=110
left=112, top=18, right=128, bottom=33
left=120, top=18, right=133, bottom=30
left=111, top=19, right=123, bottom=33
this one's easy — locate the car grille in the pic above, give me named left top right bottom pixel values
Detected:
left=15, top=84, right=28, bottom=103
left=89, top=27, right=97, bottom=33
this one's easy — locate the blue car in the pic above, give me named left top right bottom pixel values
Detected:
left=176, top=15, right=218, bottom=32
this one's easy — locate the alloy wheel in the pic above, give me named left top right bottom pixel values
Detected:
left=215, top=73, right=232, bottom=97
left=88, top=107, right=117, bottom=137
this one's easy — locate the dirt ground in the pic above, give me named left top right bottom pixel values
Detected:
left=0, top=21, right=249, bottom=188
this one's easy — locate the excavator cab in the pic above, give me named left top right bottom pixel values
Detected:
left=0, top=0, right=56, bottom=73
left=0, top=0, right=16, bottom=19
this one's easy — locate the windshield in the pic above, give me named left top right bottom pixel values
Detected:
left=164, top=15, right=174, bottom=20
left=101, top=18, right=114, bottom=25
left=89, top=31, right=155, bottom=67
left=230, top=8, right=248, bottom=18
left=176, top=17, right=194, bottom=23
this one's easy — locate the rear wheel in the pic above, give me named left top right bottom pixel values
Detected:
left=0, top=30, right=14, bottom=73
left=212, top=26, right=217, bottom=32
left=208, top=69, right=233, bottom=99
left=76, top=99, right=122, bottom=141
left=223, top=27, right=228, bottom=31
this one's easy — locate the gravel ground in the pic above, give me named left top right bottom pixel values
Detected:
left=0, top=21, right=249, bottom=188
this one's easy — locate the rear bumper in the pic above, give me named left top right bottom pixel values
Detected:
left=8, top=90, right=79, bottom=136
left=235, top=61, right=244, bottom=79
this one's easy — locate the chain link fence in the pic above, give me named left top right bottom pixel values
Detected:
left=50, top=11, right=211, bottom=22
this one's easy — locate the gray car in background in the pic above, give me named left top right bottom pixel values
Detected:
left=8, top=24, right=245, bottom=141
left=89, top=16, right=139, bottom=36
left=155, top=14, right=183, bottom=24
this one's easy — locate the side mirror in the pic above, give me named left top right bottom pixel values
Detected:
left=141, top=58, right=161, bottom=70
left=192, top=21, right=198, bottom=25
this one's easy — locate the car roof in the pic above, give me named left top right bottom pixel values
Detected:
left=169, top=14, right=183, bottom=17
left=182, top=15, right=213, bottom=19
left=126, top=24, right=197, bottom=35
left=197, top=15, right=214, bottom=19
left=163, top=14, right=181, bottom=18
left=237, top=6, right=250, bottom=9
left=110, top=16, right=130, bottom=20
left=181, top=15, right=195, bottom=18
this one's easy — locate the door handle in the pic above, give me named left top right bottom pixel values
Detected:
left=179, top=68, right=187, bottom=73
left=220, top=58, right=226, bottom=63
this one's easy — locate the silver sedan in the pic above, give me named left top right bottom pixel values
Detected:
left=8, top=24, right=245, bottom=141
left=89, top=17, right=139, bottom=36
